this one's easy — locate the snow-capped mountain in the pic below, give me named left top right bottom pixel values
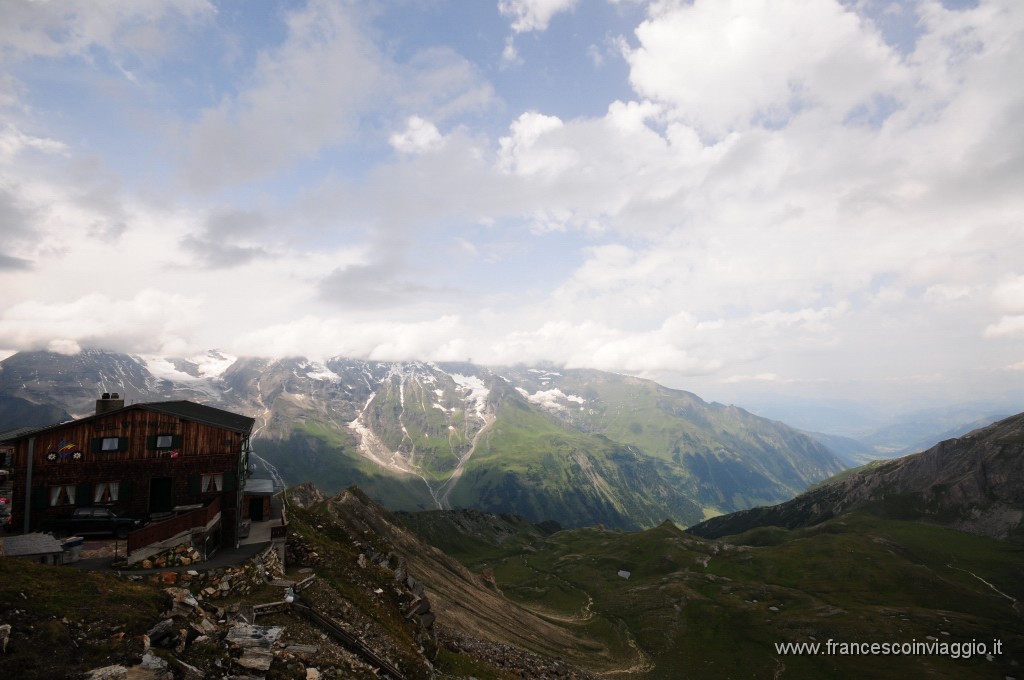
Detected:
left=0, top=350, right=846, bottom=529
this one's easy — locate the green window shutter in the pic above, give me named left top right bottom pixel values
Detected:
left=120, top=479, right=133, bottom=501
left=222, top=474, right=237, bottom=492
left=172, top=435, right=184, bottom=448
left=91, top=438, right=103, bottom=453
left=187, top=475, right=200, bottom=496
left=76, top=483, right=92, bottom=505
left=31, top=487, right=48, bottom=510
left=118, top=437, right=129, bottom=452
left=146, top=435, right=157, bottom=450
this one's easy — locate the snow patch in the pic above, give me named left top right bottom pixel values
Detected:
left=305, top=362, right=342, bottom=382
left=190, top=350, right=237, bottom=378
left=527, top=388, right=575, bottom=412
left=141, top=356, right=199, bottom=382
left=450, top=373, right=490, bottom=414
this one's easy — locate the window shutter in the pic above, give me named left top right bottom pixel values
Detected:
left=222, top=474, right=237, bottom=492
left=31, top=487, right=48, bottom=510
left=146, top=435, right=157, bottom=450
left=76, top=483, right=92, bottom=506
left=120, top=479, right=133, bottom=501
left=172, top=434, right=184, bottom=448
left=187, top=475, right=200, bottom=496
left=118, top=437, right=129, bottom=452
left=91, top=438, right=103, bottom=453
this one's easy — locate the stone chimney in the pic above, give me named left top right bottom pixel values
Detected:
left=95, top=392, right=124, bottom=415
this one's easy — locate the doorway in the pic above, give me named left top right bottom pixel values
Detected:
left=248, top=497, right=264, bottom=521
left=149, top=477, right=173, bottom=514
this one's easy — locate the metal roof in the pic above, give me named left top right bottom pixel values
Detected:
left=244, top=479, right=276, bottom=495
left=0, top=532, right=65, bottom=557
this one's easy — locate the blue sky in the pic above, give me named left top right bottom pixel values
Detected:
left=1, top=0, right=1023, bottom=413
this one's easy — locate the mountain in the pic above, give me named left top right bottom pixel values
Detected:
left=801, top=430, right=879, bottom=467
left=0, top=395, right=71, bottom=433
left=862, top=410, right=1012, bottom=457
left=686, top=412, right=1024, bottom=542
left=0, top=350, right=846, bottom=529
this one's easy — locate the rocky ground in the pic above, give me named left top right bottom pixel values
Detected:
left=0, top=484, right=607, bottom=679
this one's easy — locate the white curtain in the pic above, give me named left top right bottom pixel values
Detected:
left=50, top=485, right=75, bottom=506
left=93, top=482, right=119, bottom=503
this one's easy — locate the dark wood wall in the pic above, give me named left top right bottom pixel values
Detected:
left=7, top=408, right=248, bottom=542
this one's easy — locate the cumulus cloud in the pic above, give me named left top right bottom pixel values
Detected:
left=182, top=1, right=384, bottom=190
left=499, top=0, right=580, bottom=33
left=0, top=290, right=202, bottom=355
left=625, top=0, right=909, bottom=135
left=390, top=117, right=444, bottom=154
left=2, top=0, right=1024, bottom=411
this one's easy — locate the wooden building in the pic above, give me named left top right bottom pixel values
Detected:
left=0, top=396, right=255, bottom=548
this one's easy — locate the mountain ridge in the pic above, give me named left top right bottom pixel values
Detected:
left=0, top=349, right=846, bottom=529
left=687, top=412, right=1024, bottom=542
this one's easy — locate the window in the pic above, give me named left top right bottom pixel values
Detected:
left=201, top=473, right=223, bottom=493
left=49, top=485, right=76, bottom=506
left=93, top=481, right=119, bottom=504
left=92, top=436, right=128, bottom=453
left=147, top=434, right=183, bottom=451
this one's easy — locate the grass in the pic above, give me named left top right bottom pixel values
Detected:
left=0, top=558, right=165, bottom=678
left=430, top=511, right=1024, bottom=679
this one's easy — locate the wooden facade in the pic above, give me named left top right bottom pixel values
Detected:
left=1, top=399, right=254, bottom=548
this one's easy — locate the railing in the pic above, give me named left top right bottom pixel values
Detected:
left=270, top=504, right=288, bottom=540
left=126, top=496, right=222, bottom=554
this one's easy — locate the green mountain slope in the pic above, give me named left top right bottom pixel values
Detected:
left=687, top=411, right=1024, bottom=542
left=411, top=509, right=1024, bottom=679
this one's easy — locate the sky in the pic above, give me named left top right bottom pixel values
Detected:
left=0, top=0, right=1022, bottom=414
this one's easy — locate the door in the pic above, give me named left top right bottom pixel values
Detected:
left=248, top=497, right=264, bottom=521
left=149, top=477, right=173, bottom=514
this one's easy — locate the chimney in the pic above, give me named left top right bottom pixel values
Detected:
left=96, top=392, right=124, bottom=415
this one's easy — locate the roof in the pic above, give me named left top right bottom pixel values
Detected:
left=0, top=425, right=50, bottom=442
left=0, top=532, right=65, bottom=557
left=244, top=479, right=276, bottom=495
left=136, top=401, right=255, bottom=433
left=0, top=400, right=255, bottom=443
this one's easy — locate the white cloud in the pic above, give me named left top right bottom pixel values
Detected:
left=625, top=0, right=908, bottom=134
left=2, top=0, right=1024, bottom=412
left=232, top=315, right=469, bottom=363
left=182, top=1, right=385, bottom=190
left=992, top=275, right=1024, bottom=314
left=0, top=124, right=68, bottom=162
left=390, top=116, right=444, bottom=154
left=0, top=290, right=202, bottom=356
left=985, top=316, right=1024, bottom=339
left=0, top=0, right=213, bottom=59
left=498, top=0, right=580, bottom=33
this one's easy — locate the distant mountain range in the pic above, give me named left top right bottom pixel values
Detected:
left=741, top=393, right=1017, bottom=462
left=687, top=412, right=1024, bottom=542
left=0, top=349, right=846, bottom=529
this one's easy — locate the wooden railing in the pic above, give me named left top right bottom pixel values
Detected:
left=126, top=496, right=221, bottom=554
left=270, top=504, right=288, bottom=540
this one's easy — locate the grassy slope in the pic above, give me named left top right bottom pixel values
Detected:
left=435, top=512, right=1024, bottom=679
left=448, top=389, right=706, bottom=529
left=0, top=558, right=166, bottom=678
left=540, top=372, right=846, bottom=510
